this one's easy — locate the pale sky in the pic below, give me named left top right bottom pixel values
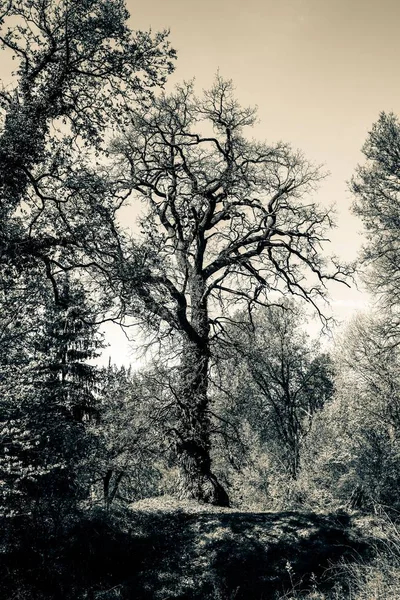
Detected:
left=108, top=0, right=400, bottom=362
left=100, top=0, right=400, bottom=365
left=3, top=0, right=400, bottom=364
left=125, top=0, right=400, bottom=254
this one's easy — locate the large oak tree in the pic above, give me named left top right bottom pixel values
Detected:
left=110, top=77, right=350, bottom=505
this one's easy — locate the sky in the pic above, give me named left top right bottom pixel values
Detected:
left=124, top=0, right=400, bottom=254
left=3, top=0, right=400, bottom=364
left=98, top=0, right=400, bottom=365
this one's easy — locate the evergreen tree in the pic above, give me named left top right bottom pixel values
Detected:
left=0, top=278, right=103, bottom=520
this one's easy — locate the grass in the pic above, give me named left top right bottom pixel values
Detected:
left=2, top=496, right=394, bottom=599
left=275, top=513, right=400, bottom=600
left=76, top=497, right=368, bottom=599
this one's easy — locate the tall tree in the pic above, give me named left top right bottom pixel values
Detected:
left=109, top=77, right=349, bottom=504
left=32, top=279, right=103, bottom=508
left=0, top=266, right=50, bottom=518
left=35, top=278, right=102, bottom=423
left=351, top=112, right=400, bottom=316
left=0, top=0, right=175, bottom=274
left=0, top=278, right=103, bottom=518
left=0, top=0, right=175, bottom=520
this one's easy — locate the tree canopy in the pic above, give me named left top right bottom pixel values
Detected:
left=111, top=77, right=349, bottom=336
left=0, top=0, right=175, bottom=288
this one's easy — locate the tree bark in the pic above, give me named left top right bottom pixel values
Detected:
left=175, top=275, right=229, bottom=506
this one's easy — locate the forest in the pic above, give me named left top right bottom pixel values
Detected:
left=1, top=1, right=400, bottom=598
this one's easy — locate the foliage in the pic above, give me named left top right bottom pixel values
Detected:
left=0, top=501, right=367, bottom=600
left=0, top=0, right=175, bottom=207
left=0, top=277, right=103, bottom=522
left=0, top=0, right=175, bottom=519
left=0, top=0, right=175, bottom=329
left=300, top=312, right=400, bottom=513
left=351, top=112, right=400, bottom=324
left=276, top=514, right=400, bottom=599
left=89, top=364, right=171, bottom=507
left=335, top=514, right=400, bottom=600
left=211, top=304, right=334, bottom=508
left=3, top=2, right=400, bottom=597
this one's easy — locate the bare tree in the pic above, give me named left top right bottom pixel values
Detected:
left=110, top=76, right=350, bottom=505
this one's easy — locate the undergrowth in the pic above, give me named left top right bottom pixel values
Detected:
left=3, top=498, right=400, bottom=599
left=276, top=512, right=400, bottom=600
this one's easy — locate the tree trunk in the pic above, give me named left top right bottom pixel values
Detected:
left=103, top=469, right=112, bottom=510
left=175, top=275, right=229, bottom=506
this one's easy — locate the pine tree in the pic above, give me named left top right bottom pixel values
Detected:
left=29, top=279, right=103, bottom=508
left=0, top=278, right=103, bottom=520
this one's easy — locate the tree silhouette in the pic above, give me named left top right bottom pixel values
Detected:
left=109, top=77, right=350, bottom=504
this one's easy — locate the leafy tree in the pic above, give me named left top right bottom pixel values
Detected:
left=303, top=312, right=400, bottom=512
left=0, top=0, right=175, bottom=291
left=0, top=0, right=175, bottom=514
left=36, top=280, right=102, bottom=418
left=0, top=267, right=50, bottom=518
left=89, top=364, right=168, bottom=508
left=213, top=305, right=334, bottom=507
left=0, top=277, right=103, bottom=521
left=30, top=279, right=104, bottom=514
left=351, top=112, right=400, bottom=317
left=0, top=263, right=42, bottom=364
left=0, top=370, right=47, bottom=519
left=108, top=77, right=349, bottom=504
left=346, top=113, right=400, bottom=509
left=339, top=313, right=400, bottom=436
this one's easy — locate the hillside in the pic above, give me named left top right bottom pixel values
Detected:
left=3, top=497, right=375, bottom=600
